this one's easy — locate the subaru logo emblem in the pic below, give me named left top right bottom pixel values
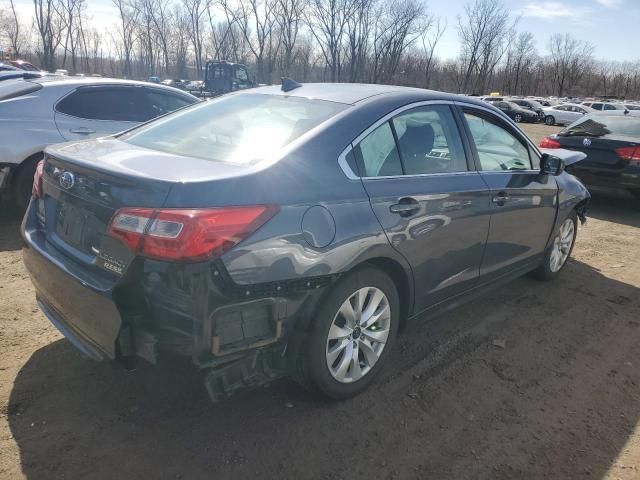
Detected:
left=582, top=138, right=592, bottom=147
left=59, top=171, right=75, bottom=190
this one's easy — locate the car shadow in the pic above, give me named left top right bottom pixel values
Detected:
left=7, top=259, right=640, bottom=479
left=0, top=218, right=22, bottom=252
left=587, top=193, right=640, bottom=228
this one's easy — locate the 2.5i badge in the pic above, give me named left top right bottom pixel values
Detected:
left=97, top=251, right=126, bottom=276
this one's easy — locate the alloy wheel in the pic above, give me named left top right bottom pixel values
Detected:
left=514, top=114, right=522, bottom=122
left=325, top=287, right=391, bottom=384
left=550, top=218, right=575, bottom=273
left=545, top=116, right=554, bottom=125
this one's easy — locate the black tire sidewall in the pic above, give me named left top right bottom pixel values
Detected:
left=13, top=157, right=41, bottom=210
left=304, top=266, right=400, bottom=399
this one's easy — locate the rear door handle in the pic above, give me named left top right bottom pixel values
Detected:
left=390, top=198, right=420, bottom=216
left=492, top=192, right=510, bottom=206
left=70, top=127, right=96, bottom=134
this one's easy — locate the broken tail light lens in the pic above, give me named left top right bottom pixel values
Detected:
left=539, top=137, right=561, bottom=149
left=32, top=160, right=44, bottom=199
left=107, top=206, right=278, bottom=262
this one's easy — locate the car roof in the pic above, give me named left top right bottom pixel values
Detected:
left=30, top=76, right=163, bottom=88
left=245, top=82, right=464, bottom=105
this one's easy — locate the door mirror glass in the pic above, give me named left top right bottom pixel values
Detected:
left=541, top=153, right=565, bottom=176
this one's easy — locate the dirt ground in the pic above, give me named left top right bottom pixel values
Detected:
left=1, top=124, right=640, bottom=479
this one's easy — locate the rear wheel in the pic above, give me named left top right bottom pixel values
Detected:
left=545, top=115, right=555, bottom=126
left=290, top=266, right=399, bottom=399
left=514, top=113, right=522, bottom=123
left=533, top=213, right=577, bottom=281
left=13, top=155, right=41, bottom=211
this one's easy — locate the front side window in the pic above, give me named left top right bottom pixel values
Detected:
left=122, top=94, right=347, bottom=165
left=464, top=112, right=531, bottom=171
left=604, top=104, right=617, bottom=111
left=592, top=103, right=603, bottom=110
left=357, top=122, right=402, bottom=177
left=56, top=86, right=148, bottom=122
left=392, top=105, right=467, bottom=174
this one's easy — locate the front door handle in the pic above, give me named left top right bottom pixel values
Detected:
left=390, top=198, right=420, bottom=217
left=70, top=127, right=96, bottom=134
left=492, top=192, right=510, bottom=206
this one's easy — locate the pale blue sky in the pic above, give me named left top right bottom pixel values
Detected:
left=11, top=0, right=640, bottom=61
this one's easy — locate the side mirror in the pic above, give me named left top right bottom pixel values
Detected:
left=541, top=153, right=565, bottom=176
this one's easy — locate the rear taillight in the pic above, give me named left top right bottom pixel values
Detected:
left=32, top=160, right=44, bottom=199
left=107, top=206, right=278, bottom=262
left=539, top=137, right=561, bottom=148
left=615, top=146, right=640, bottom=166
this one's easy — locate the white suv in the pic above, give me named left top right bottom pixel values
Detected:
left=0, top=77, right=198, bottom=208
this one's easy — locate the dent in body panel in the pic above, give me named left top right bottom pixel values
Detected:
left=220, top=200, right=401, bottom=285
left=555, top=172, right=591, bottom=226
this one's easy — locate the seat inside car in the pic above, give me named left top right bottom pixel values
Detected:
left=398, top=123, right=435, bottom=173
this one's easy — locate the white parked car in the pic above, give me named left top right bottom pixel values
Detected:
left=543, top=103, right=595, bottom=126
left=0, top=77, right=199, bottom=208
left=581, top=101, right=628, bottom=112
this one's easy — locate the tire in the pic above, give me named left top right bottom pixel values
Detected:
left=13, top=155, right=41, bottom=211
left=290, top=266, right=400, bottom=399
left=514, top=114, right=522, bottom=123
left=533, top=212, right=577, bottom=281
left=545, top=116, right=555, bottom=126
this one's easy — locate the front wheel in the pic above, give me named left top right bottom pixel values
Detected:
left=290, top=266, right=399, bottom=399
left=545, top=115, right=555, bottom=126
left=514, top=113, right=522, bottom=123
left=533, top=213, right=577, bottom=281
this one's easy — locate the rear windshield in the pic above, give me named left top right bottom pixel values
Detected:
left=0, top=80, right=43, bottom=101
left=121, top=94, right=348, bottom=165
left=559, top=115, right=640, bottom=138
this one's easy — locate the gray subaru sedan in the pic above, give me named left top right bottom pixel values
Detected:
left=21, top=83, right=590, bottom=401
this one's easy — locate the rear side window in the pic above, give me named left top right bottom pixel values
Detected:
left=604, top=104, right=617, bottom=111
left=464, top=112, right=532, bottom=171
left=358, top=122, right=403, bottom=177
left=56, top=86, right=149, bottom=122
left=145, top=89, right=195, bottom=117
left=392, top=105, right=467, bottom=174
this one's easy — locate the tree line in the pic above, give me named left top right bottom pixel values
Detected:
left=2, top=0, right=640, bottom=99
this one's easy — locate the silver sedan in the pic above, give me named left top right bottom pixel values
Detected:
left=543, top=103, right=595, bottom=126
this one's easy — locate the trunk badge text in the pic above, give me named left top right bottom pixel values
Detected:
left=59, top=171, right=75, bottom=189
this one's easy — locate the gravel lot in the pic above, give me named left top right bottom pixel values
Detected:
left=1, top=124, right=640, bottom=479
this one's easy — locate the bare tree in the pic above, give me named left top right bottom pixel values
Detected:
left=113, top=0, right=138, bottom=77
left=2, top=0, right=26, bottom=57
left=421, top=16, right=445, bottom=88
left=275, top=0, right=302, bottom=76
left=183, top=0, right=208, bottom=75
left=548, top=33, right=594, bottom=97
left=33, top=0, right=65, bottom=70
left=305, top=0, right=362, bottom=82
left=457, top=0, right=513, bottom=94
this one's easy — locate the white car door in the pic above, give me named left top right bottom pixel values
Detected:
left=54, top=85, right=150, bottom=141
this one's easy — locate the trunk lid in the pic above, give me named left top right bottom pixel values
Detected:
left=41, top=138, right=247, bottom=275
left=557, top=134, right=634, bottom=170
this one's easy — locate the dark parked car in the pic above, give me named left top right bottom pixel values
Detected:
left=22, top=83, right=589, bottom=401
left=492, top=101, right=539, bottom=123
left=540, top=114, right=640, bottom=205
left=509, top=98, right=545, bottom=121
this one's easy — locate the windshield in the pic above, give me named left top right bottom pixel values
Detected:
left=528, top=100, right=543, bottom=109
left=559, top=115, right=640, bottom=138
left=121, top=94, right=348, bottom=165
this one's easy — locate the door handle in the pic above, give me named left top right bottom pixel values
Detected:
left=70, top=127, right=96, bottom=134
left=390, top=198, right=420, bottom=216
left=492, top=192, right=510, bottom=206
